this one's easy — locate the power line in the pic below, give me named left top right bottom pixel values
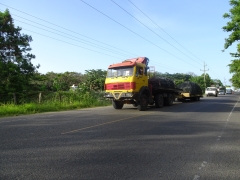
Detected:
left=0, top=7, right=180, bottom=73
left=12, top=17, right=132, bottom=58
left=1, top=2, right=207, bottom=75
left=80, top=0, right=199, bottom=69
left=151, top=61, right=186, bottom=73
left=126, top=0, right=224, bottom=80
left=1, top=8, right=134, bottom=57
left=1, top=2, right=199, bottom=70
left=127, top=0, right=203, bottom=65
left=111, top=0, right=203, bottom=66
left=22, top=28, right=186, bottom=73
left=0, top=3, right=137, bottom=57
left=27, top=28, right=182, bottom=73
left=23, top=29, right=123, bottom=60
left=23, top=26, right=179, bottom=73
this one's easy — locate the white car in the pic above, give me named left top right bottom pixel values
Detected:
left=218, top=90, right=225, bottom=95
left=205, top=87, right=218, bottom=97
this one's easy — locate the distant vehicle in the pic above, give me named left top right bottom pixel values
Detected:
left=218, top=90, right=225, bottom=95
left=205, top=87, right=218, bottom=97
left=226, top=89, right=233, bottom=94
left=218, top=87, right=226, bottom=95
left=177, top=81, right=203, bottom=101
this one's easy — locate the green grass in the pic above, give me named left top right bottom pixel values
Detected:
left=0, top=91, right=111, bottom=117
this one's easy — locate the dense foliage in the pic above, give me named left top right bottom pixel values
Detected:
left=223, top=0, right=240, bottom=88
left=0, top=9, right=39, bottom=103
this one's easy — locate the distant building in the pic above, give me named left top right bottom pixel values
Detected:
left=70, top=84, right=78, bottom=91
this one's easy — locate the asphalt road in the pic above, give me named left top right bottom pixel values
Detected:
left=1, top=93, right=240, bottom=180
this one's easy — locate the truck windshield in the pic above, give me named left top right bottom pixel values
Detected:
left=107, top=67, right=133, bottom=77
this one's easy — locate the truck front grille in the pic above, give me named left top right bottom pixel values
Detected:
left=105, top=82, right=135, bottom=90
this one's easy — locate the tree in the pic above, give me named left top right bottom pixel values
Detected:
left=84, top=69, right=107, bottom=91
left=222, top=0, right=240, bottom=88
left=190, top=75, right=205, bottom=91
left=52, top=72, right=84, bottom=91
left=39, top=71, right=85, bottom=91
left=212, top=79, right=224, bottom=87
left=228, top=59, right=240, bottom=87
left=204, top=73, right=214, bottom=87
left=0, top=9, right=39, bottom=103
left=189, top=73, right=214, bottom=91
left=222, top=0, right=240, bottom=51
left=153, top=72, right=192, bottom=86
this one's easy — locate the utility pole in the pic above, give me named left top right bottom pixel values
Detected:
left=200, top=62, right=209, bottom=90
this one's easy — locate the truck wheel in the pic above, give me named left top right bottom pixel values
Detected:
left=112, top=100, right=123, bottom=109
left=137, top=94, right=148, bottom=111
left=155, top=94, right=164, bottom=108
left=165, top=94, right=174, bottom=106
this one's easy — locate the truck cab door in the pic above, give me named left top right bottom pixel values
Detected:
left=135, top=66, right=148, bottom=90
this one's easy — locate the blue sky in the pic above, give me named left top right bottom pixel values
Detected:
left=0, top=0, right=235, bottom=85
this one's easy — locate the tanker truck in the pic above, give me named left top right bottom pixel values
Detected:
left=104, top=57, right=182, bottom=111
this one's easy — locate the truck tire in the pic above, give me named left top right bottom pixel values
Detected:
left=137, top=94, right=148, bottom=111
left=155, top=94, right=164, bottom=108
left=112, top=100, right=123, bottom=109
left=165, top=93, right=174, bottom=106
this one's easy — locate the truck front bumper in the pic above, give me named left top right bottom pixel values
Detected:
left=104, top=92, right=138, bottom=100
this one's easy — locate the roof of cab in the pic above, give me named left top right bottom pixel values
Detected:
left=108, top=57, right=147, bottom=68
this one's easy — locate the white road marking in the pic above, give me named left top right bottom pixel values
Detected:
left=193, top=175, right=200, bottom=180
left=193, top=97, right=240, bottom=180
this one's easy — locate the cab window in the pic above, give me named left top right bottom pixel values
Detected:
left=136, top=66, right=144, bottom=76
